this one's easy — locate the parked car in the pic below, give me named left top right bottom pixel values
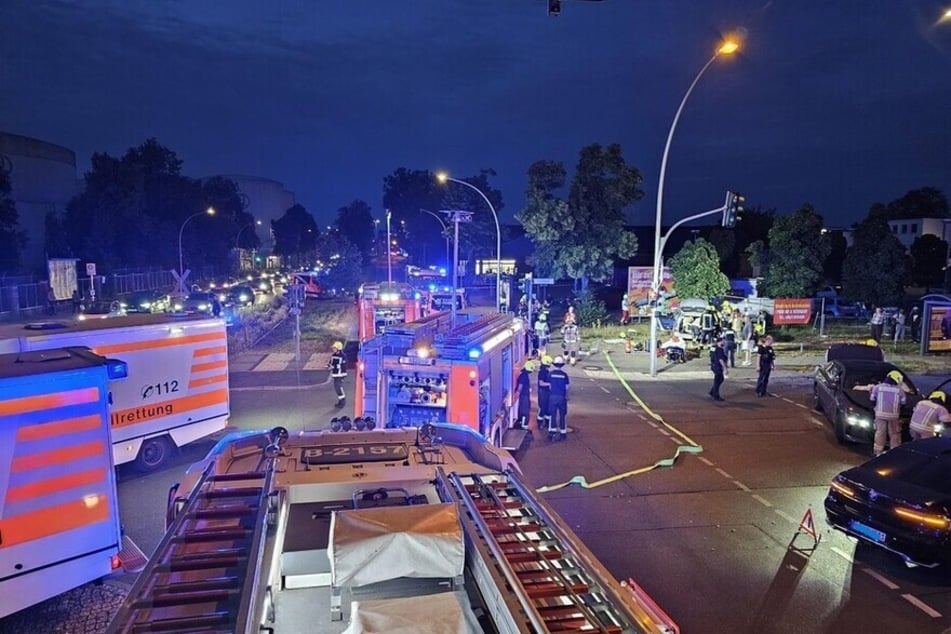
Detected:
left=813, top=343, right=923, bottom=444
left=180, top=292, right=218, bottom=315
left=78, top=300, right=126, bottom=321
left=120, top=289, right=170, bottom=314
left=227, top=285, right=256, bottom=307
left=824, top=436, right=951, bottom=569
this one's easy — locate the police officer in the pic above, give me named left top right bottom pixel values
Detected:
left=755, top=335, right=776, bottom=397
left=328, top=341, right=347, bottom=408
left=709, top=336, right=728, bottom=402
left=537, top=355, right=553, bottom=430
left=516, top=360, right=534, bottom=428
left=870, top=370, right=906, bottom=456
left=548, top=356, right=570, bottom=441
left=909, top=390, right=951, bottom=440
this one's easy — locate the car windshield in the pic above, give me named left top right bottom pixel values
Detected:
left=843, top=369, right=917, bottom=393
left=187, top=293, right=213, bottom=300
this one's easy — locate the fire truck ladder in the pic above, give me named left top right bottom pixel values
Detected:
left=106, top=464, right=275, bottom=634
left=440, top=468, right=675, bottom=634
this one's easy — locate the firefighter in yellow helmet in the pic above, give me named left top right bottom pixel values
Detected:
left=516, top=360, right=535, bottom=428
left=537, top=355, right=554, bottom=429
left=328, top=341, right=347, bottom=408
left=870, top=369, right=906, bottom=456
left=909, top=390, right=951, bottom=440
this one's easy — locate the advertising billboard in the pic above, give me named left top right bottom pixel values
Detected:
left=923, top=301, right=951, bottom=354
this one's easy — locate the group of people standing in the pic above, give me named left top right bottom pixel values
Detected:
left=516, top=353, right=570, bottom=442
left=709, top=333, right=775, bottom=401
left=870, top=370, right=950, bottom=457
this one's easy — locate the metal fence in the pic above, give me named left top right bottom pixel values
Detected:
left=0, top=270, right=177, bottom=317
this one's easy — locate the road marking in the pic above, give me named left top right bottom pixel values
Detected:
left=657, top=428, right=671, bottom=437
left=252, top=352, right=296, bottom=371
left=774, top=509, right=796, bottom=523
left=599, top=385, right=611, bottom=393
left=732, top=480, right=751, bottom=492
left=793, top=402, right=807, bottom=409
left=902, top=594, right=942, bottom=618
left=752, top=494, right=773, bottom=507
left=715, top=468, right=733, bottom=479
left=862, top=568, right=899, bottom=590
left=809, top=416, right=826, bottom=427
left=830, top=547, right=854, bottom=563
left=698, top=457, right=714, bottom=466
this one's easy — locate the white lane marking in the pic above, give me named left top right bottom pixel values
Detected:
left=699, top=457, right=714, bottom=466
left=901, top=594, right=943, bottom=618
left=774, top=509, right=796, bottom=523
left=732, top=480, right=751, bottom=492
left=862, top=568, right=899, bottom=590
left=599, top=385, right=611, bottom=393
left=646, top=421, right=659, bottom=429
left=780, top=397, right=795, bottom=404
left=793, top=402, right=807, bottom=409
left=657, top=428, right=671, bottom=437
left=752, top=494, right=773, bottom=507
left=830, top=547, right=854, bottom=563
left=809, top=416, right=826, bottom=427
left=715, top=468, right=733, bottom=479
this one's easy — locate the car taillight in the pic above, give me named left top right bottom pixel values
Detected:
left=830, top=478, right=859, bottom=501
left=894, top=507, right=950, bottom=530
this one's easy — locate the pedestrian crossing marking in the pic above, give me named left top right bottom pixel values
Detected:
left=252, top=352, right=331, bottom=371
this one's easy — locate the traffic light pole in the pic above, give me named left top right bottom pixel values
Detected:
left=648, top=202, right=729, bottom=377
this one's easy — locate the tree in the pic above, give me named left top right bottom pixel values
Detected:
left=885, top=187, right=949, bottom=220
left=821, top=230, right=848, bottom=285
left=0, top=164, right=26, bottom=272
left=668, top=238, right=729, bottom=301
left=271, top=204, right=319, bottom=268
left=517, top=143, right=641, bottom=291
left=334, top=199, right=374, bottom=263
left=317, top=234, right=363, bottom=294
left=841, top=216, right=909, bottom=307
left=909, top=234, right=948, bottom=289
left=759, top=204, right=830, bottom=298
left=382, top=168, right=444, bottom=265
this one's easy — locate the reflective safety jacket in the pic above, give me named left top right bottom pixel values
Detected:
left=909, top=399, right=951, bottom=436
left=870, top=382, right=905, bottom=420
left=328, top=351, right=347, bottom=378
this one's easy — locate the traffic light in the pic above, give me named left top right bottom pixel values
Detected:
left=548, top=0, right=562, bottom=16
left=519, top=274, right=533, bottom=296
left=722, top=191, right=744, bottom=228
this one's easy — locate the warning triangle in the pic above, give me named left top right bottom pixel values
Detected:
left=799, top=507, right=817, bottom=539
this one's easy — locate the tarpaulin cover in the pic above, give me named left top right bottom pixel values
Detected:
left=343, top=592, right=480, bottom=634
left=329, top=503, right=464, bottom=588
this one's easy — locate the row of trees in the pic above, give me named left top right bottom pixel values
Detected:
left=7, top=135, right=946, bottom=307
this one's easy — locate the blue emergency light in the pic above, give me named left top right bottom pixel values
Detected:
left=106, top=359, right=129, bottom=380
left=467, top=348, right=481, bottom=360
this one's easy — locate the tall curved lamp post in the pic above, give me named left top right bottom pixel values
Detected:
left=436, top=172, right=502, bottom=313
left=420, top=208, right=451, bottom=271
left=235, top=219, right=262, bottom=272
left=178, top=206, right=215, bottom=296
left=649, top=38, right=739, bottom=377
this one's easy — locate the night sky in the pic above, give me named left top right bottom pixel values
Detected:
left=2, top=1, right=950, bottom=229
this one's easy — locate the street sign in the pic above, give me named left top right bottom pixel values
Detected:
left=533, top=278, right=555, bottom=285
left=86, top=262, right=96, bottom=277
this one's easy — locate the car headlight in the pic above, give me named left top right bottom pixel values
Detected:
left=846, top=413, right=872, bottom=429
left=935, top=423, right=945, bottom=437
left=140, top=301, right=151, bottom=309
left=198, top=303, right=209, bottom=310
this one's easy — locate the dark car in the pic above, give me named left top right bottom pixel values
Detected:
left=227, top=285, right=256, bottom=307
left=824, top=436, right=951, bottom=568
left=78, top=300, right=126, bottom=321
left=181, top=292, right=217, bottom=315
left=120, top=289, right=170, bottom=314
left=813, top=343, right=923, bottom=444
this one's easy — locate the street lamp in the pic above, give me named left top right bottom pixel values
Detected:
left=436, top=172, right=502, bottom=313
left=235, top=219, right=262, bottom=272
left=649, top=37, right=739, bottom=377
left=178, top=206, right=215, bottom=296
left=420, top=208, right=451, bottom=272
left=385, top=209, right=393, bottom=284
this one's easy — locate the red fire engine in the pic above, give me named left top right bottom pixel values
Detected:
left=357, top=282, right=424, bottom=343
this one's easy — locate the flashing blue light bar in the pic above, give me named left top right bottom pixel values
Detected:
left=106, top=359, right=129, bottom=380
left=467, top=348, right=481, bottom=360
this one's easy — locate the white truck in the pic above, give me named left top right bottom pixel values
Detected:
left=0, top=314, right=230, bottom=471
left=0, top=347, right=130, bottom=618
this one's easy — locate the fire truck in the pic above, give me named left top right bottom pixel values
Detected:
left=355, top=310, right=529, bottom=450
left=0, top=347, right=135, bottom=618
left=356, top=282, right=424, bottom=343
left=0, top=314, right=230, bottom=472
left=106, top=423, right=680, bottom=633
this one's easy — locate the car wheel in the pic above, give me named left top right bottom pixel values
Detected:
left=833, top=409, right=847, bottom=445
left=135, top=435, right=175, bottom=473
left=813, top=386, right=824, bottom=412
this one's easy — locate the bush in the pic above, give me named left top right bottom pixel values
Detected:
left=573, top=290, right=609, bottom=327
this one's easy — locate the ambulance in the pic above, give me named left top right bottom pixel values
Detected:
left=0, top=314, right=230, bottom=472
left=355, top=310, right=528, bottom=449
left=357, top=282, right=424, bottom=343
left=0, top=347, right=129, bottom=618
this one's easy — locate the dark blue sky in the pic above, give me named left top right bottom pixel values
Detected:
left=2, top=1, right=950, bottom=229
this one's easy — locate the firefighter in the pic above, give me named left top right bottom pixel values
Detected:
left=537, top=355, right=553, bottom=430
left=548, top=356, right=570, bottom=441
left=534, top=312, right=550, bottom=356
left=870, top=370, right=906, bottom=456
left=561, top=321, right=580, bottom=365
left=328, top=341, right=347, bottom=408
left=516, top=360, right=535, bottom=429
left=909, top=391, right=951, bottom=440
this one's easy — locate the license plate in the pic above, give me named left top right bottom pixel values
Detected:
left=849, top=520, right=886, bottom=543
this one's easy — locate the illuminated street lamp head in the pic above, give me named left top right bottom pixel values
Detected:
left=718, top=39, right=740, bottom=55
left=435, top=171, right=449, bottom=184
left=206, top=206, right=216, bottom=216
